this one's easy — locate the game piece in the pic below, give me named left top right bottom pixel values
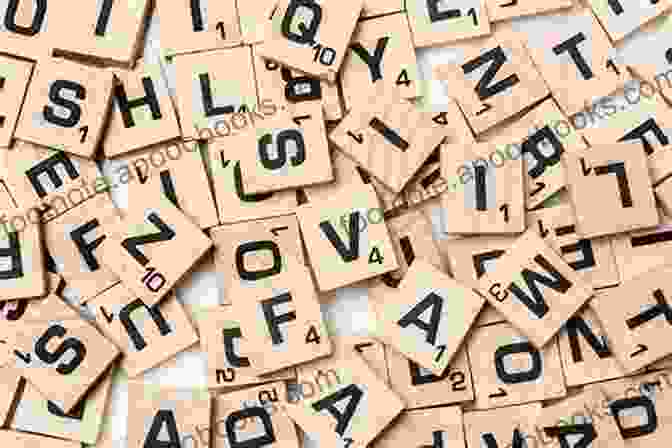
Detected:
left=463, top=403, right=541, bottom=448
left=346, top=336, right=388, bottom=383
left=586, top=0, right=672, bottom=42
left=0, top=0, right=55, bottom=61
left=485, top=0, right=571, bottom=22
left=374, top=406, right=465, bottom=448
left=0, top=55, right=33, bottom=148
left=361, top=0, right=403, bottom=18
left=238, top=0, right=277, bottom=43
left=0, top=367, right=22, bottom=426
left=406, top=0, right=490, bottom=48
left=0, top=430, right=80, bottom=448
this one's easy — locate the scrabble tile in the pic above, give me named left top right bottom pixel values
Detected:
left=434, top=30, right=548, bottom=134
left=0, top=56, right=33, bottom=148
left=329, top=92, right=446, bottom=193
left=302, top=149, right=376, bottom=204
left=104, top=61, right=181, bottom=158
left=237, top=103, right=333, bottom=194
left=361, top=0, right=403, bottom=18
left=44, top=193, right=120, bottom=303
left=347, top=337, right=388, bottom=383
left=127, top=382, right=211, bottom=448
left=11, top=368, right=113, bottom=444
left=478, top=99, right=587, bottom=209
left=297, top=183, right=398, bottom=291
left=257, top=0, right=363, bottom=82
left=565, top=142, right=659, bottom=238
left=485, top=0, right=571, bottom=22
left=0, top=367, right=22, bottom=426
left=156, top=0, right=241, bottom=56
left=591, top=264, right=672, bottom=373
left=210, top=215, right=304, bottom=303
left=174, top=46, right=258, bottom=140
left=199, top=306, right=296, bottom=390
left=15, top=58, right=113, bottom=158
left=385, top=345, right=474, bottom=409
left=116, top=140, right=219, bottom=229
left=526, top=203, right=619, bottom=289
left=372, top=260, right=484, bottom=375
left=657, top=170, right=672, bottom=216
left=587, top=0, right=672, bottom=42
left=399, top=153, right=446, bottom=209
left=89, top=285, right=198, bottom=378
left=467, top=322, right=566, bottom=409
left=464, top=403, right=541, bottom=447
left=213, top=381, right=300, bottom=448
left=0, top=430, right=81, bottom=448
left=230, top=258, right=332, bottom=375
left=0, top=0, right=56, bottom=61
left=522, top=6, right=627, bottom=116
left=441, top=142, right=525, bottom=234
left=405, top=0, right=490, bottom=48
left=98, top=198, right=213, bottom=306
left=238, top=0, right=276, bottom=43
left=374, top=407, right=465, bottom=448
left=283, top=349, right=404, bottom=448
left=0, top=181, right=14, bottom=210
left=557, top=305, right=626, bottom=388
left=476, top=230, right=594, bottom=348
left=206, top=138, right=298, bottom=224
left=341, top=14, right=420, bottom=111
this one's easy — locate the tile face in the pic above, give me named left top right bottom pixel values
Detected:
left=104, top=61, right=181, bottom=158
left=174, top=46, right=258, bottom=140
left=587, top=0, right=672, bottom=42
left=15, top=58, right=113, bottom=158
left=373, top=260, right=484, bottom=375
left=99, top=199, right=213, bottom=305
left=11, top=369, right=113, bottom=444
left=611, top=217, right=672, bottom=283
left=557, top=305, right=625, bottom=388
left=385, top=345, right=474, bottom=409
left=485, top=0, right=571, bottom=21
left=591, top=264, right=672, bottom=373
left=375, top=407, right=465, bottom=448
left=238, top=0, right=276, bottom=43
left=157, top=0, right=241, bottom=56
left=0, top=430, right=80, bottom=448
left=523, top=6, right=627, bottom=116
left=0, top=56, right=33, bottom=148
left=330, top=93, right=446, bottom=194
left=348, top=337, right=388, bottom=383
left=463, top=403, right=541, bottom=448
left=297, top=184, right=398, bottom=291
left=283, top=351, right=404, bottom=448
left=467, top=323, right=566, bottom=409
left=117, top=140, right=219, bottom=229
left=127, top=382, right=211, bottom=448
left=361, top=0, right=403, bottom=18
left=565, top=142, right=659, bottom=238
left=441, top=142, right=525, bottom=234
left=526, top=203, right=619, bottom=289
left=341, top=14, right=419, bottom=111
left=406, top=0, right=490, bottom=48
left=199, top=306, right=296, bottom=390
left=257, top=0, right=363, bottom=82
left=0, top=367, right=22, bottom=426
left=0, top=0, right=56, bottom=61
left=89, top=286, right=198, bottom=378
left=477, top=230, right=594, bottom=348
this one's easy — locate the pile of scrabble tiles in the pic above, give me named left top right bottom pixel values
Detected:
left=2, top=0, right=672, bottom=447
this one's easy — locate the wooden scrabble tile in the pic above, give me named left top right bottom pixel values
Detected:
left=398, top=152, right=445, bottom=208
left=104, top=61, right=181, bottom=158
left=11, top=368, right=113, bottom=444
left=348, top=337, right=388, bottom=383
left=463, top=403, right=541, bottom=448
left=297, top=183, right=398, bottom=291
left=257, top=0, right=363, bottom=82
left=587, top=0, right=672, bottom=42
left=591, top=264, right=672, bottom=373
left=230, top=258, right=332, bottom=375
left=0, top=181, right=14, bottom=210
left=199, top=306, right=296, bottom=390
left=214, top=381, right=300, bottom=448
left=329, top=92, right=446, bottom=194
left=15, top=58, right=113, bottom=158
left=89, top=285, right=198, bottom=378
left=0, top=367, right=22, bottom=426
left=557, top=305, right=626, bottom=387
left=127, top=382, right=211, bottom=448
left=478, top=99, right=587, bottom=209
left=441, top=142, right=525, bottom=234
left=341, top=14, right=419, bottom=112
left=302, top=149, right=373, bottom=204
left=98, top=198, right=213, bottom=306
left=526, top=203, right=619, bottom=289
left=0, top=56, right=33, bottom=148
left=0, top=1, right=56, bottom=61
left=405, top=0, right=490, bottom=48
left=206, top=138, right=298, bottom=224
left=361, top=0, right=403, bottom=18
left=485, top=0, right=571, bottom=22
left=434, top=30, right=548, bottom=134
left=385, top=345, right=474, bottom=409
left=657, top=174, right=672, bottom=217
left=157, top=0, right=241, bottom=56
left=238, top=0, right=276, bottom=43
left=372, top=259, right=484, bottom=375
left=211, top=215, right=304, bottom=303
left=375, top=406, right=465, bottom=448
left=174, top=46, right=258, bottom=140
left=476, top=230, right=594, bottom=348
left=0, top=430, right=81, bottom=448
left=467, top=322, right=566, bottom=409
left=116, top=140, right=219, bottom=229
left=283, top=349, right=403, bottom=448
left=565, top=142, right=659, bottom=238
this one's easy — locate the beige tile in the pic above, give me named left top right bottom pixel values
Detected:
left=0, top=367, right=22, bottom=426
left=0, top=430, right=81, bottom=448
left=0, top=1, right=56, bottom=61
left=361, top=0, right=403, bottom=18
left=375, top=407, right=465, bottom=448
left=587, top=0, right=672, bottom=42
left=485, top=0, right=571, bottom=21
left=406, top=0, right=490, bottom=48
left=238, top=0, right=276, bottom=43
left=0, top=56, right=33, bottom=148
